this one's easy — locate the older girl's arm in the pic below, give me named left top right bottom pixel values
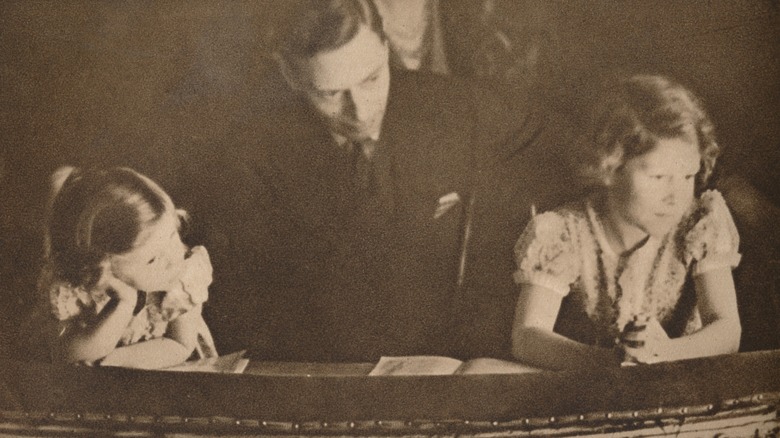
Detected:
left=652, top=267, right=740, bottom=362
left=512, top=284, right=622, bottom=371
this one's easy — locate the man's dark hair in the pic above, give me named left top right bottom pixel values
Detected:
left=265, top=0, right=384, bottom=60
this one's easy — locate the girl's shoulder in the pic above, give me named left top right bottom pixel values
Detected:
left=525, top=200, right=590, bottom=235
left=40, top=264, right=109, bottom=322
left=684, top=190, right=737, bottom=241
left=515, top=198, right=593, bottom=250
left=513, top=200, right=589, bottom=295
left=681, top=190, right=741, bottom=273
left=46, top=280, right=100, bottom=322
left=149, top=246, right=213, bottom=320
left=695, top=189, right=730, bottom=213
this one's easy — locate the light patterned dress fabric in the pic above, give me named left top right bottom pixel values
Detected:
left=513, top=190, right=741, bottom=346
left=45, top=246, right=217, bottom=363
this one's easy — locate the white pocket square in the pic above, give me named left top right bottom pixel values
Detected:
left=434, top=192, right=460, bottom=219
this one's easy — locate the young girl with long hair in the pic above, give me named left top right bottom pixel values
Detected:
left=40, top=166, right=217, bottom=369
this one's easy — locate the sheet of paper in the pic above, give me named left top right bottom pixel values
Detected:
left=455, top=358, right=543, bottom=375
left=369, top=356, right=464, bottom=376
left=164, top=350, right=248, bottom=374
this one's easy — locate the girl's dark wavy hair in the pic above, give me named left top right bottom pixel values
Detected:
left=581, top=74, right=719, bottom=194
left=44, top=167, right=185, bottom=290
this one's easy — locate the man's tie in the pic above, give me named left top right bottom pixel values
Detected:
left=351, top=139, right=377, bottom=195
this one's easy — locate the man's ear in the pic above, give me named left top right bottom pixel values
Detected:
left=601, top=171, right=614, bottom=187
left=274, top=54, right=299, bottom=90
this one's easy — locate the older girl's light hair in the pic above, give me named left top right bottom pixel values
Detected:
left=581, top=74, right=719, bottom=192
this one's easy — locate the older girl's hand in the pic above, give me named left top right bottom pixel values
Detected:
left=620, top=316, right=670, bottom=364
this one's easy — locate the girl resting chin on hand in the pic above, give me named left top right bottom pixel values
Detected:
left=40, top=166, right=217, bottom=369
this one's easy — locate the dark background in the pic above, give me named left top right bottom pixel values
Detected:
left=1, top=1, right=779, bottom=359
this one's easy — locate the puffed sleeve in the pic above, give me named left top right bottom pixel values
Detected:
left=513, top=211, right=580, bottom=296
left=179, top=245, right=212, bottom=305
left=157, top=246, right=218, bottom=358
left=40, top=265, right=93, bottom=321
left=160, top=246, right=213, bottom=318
left=684, top=190, right=741, bottom=276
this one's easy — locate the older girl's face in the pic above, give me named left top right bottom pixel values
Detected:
left=609, top=137, right=701, bottom=238
left=108, top=211, right=187, bottom=292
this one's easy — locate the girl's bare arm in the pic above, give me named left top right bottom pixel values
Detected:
left=512, top=284, right=621, bottom=371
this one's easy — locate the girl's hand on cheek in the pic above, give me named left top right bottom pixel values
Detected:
left=98, top=263, right=138, bottom=304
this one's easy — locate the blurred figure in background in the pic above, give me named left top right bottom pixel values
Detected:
left=374, top=0, right=448, bottom=74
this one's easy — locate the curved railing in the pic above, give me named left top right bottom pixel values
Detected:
left=0, top=350, right=778, bottom=436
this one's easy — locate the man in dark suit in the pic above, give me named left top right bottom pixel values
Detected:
left=203, top=0, right=578, bottom=362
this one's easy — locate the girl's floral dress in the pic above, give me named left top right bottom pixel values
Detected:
left=44, top=246, right=217, bottom=364
left=513, top=190, right=741, bottom=347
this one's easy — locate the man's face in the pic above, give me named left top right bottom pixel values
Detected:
left=281, top=24, right=390, bottom=142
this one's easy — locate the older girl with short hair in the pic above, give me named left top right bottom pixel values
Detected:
left=511, top=74, right=741, bottom=370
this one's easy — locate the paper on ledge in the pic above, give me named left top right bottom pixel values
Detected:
left=369, top=356, right=543, bottom=376
left=164, top=350, right=248, bottom=374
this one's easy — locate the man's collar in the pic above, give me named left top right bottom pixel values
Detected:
left=331, top=131, right=381, bottom=149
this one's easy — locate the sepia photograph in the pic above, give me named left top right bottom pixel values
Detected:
left=1, top=1, right=779, bottom=436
